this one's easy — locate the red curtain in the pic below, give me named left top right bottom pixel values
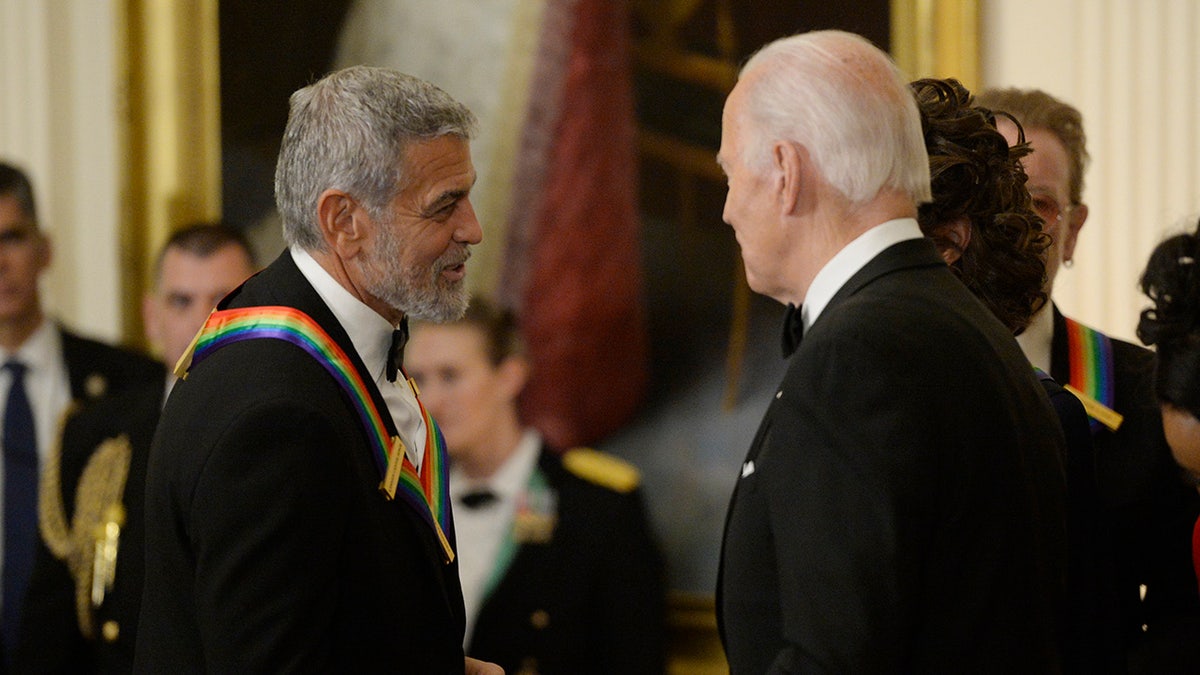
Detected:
left=501, top=0, right=647, bottom=450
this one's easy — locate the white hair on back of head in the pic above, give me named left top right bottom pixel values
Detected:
left=738, top=30, right=931, bottom=206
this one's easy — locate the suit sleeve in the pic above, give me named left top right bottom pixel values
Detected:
left=184, top=397, right=354, bottom=672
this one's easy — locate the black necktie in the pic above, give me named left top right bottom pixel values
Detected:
left=386, top=317, right=409, bottom=383
left=459, top=490, right=498, bottom=510
left=2, top=361, right=37, bottom=658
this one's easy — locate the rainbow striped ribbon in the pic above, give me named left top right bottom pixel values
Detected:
left=1063, top=316, right=1120, bottom=433
left=180, top=306, right=454, bottom=562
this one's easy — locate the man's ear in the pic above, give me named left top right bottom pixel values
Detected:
left=141, top=292, right=161, bottom=353
left=34, top=230, right=52, bottom=273
left=496, top=354, right=530, bottom=402
left=774, top=140, right=806, bottom=215
left=316, top=189, right=367, bottom=257
left=1061, top=202, right=1088, bottom=265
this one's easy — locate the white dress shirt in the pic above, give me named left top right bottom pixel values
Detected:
left=801, top=218, right=925, bottom=332
left=449, top=429, right=541, bottom=646
left=292, top=246, right=427, bottom=470
left=1016, top=302, right=1055, bottom=374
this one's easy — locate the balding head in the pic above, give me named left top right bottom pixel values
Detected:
left=736, top=30, right=931, bottom=206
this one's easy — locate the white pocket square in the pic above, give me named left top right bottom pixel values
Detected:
left=741, top=460, right=756, bottom=478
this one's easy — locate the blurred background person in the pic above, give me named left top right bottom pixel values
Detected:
left=14, top=223, right=256, bottom=673
left=913, top=77, right=1122, bottom=674
left=0, top=161, right=161, bottom=668
left=979, top=87, right=1200, bottom=672
left=405, top=295, right=666, bottom=675
left=1138, top=219, right=1200, bottom=594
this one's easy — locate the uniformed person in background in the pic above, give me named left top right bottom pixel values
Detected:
left=0, top=161, right=161, bottom=669
left=406, top=296, right=667, bottom=675
left=14, top=223, right=257, bottom=673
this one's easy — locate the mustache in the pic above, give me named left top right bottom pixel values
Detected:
left=435, top=245, right=471, bottom=269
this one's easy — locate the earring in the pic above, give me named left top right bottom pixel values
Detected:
left=1063, top=258, right=1074, bottom=269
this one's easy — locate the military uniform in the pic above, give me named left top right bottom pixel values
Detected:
left=9, top=327, right=160, bottom=672
left=465, top=444, right=666, bottom=675
left=16, top=379, right=162, bottom=673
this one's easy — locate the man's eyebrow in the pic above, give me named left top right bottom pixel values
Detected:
left=425, top=187, right=470, bottom=214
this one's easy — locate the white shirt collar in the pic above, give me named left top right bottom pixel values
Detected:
left=291, top=245, right=395, bottom=382
left=801, top=218, right=924, bottom=331
left=1017, top=301, right=1055, bottom=373
left=0, top=317, right=60, bottom=372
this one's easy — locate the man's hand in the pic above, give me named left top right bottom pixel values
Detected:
left=465, top=656, right=504, bottom=675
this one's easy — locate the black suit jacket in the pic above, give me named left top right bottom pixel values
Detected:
left=1049, top=307, right=1200, bottom=672
left=718, top=239, right=1068, bottom=674
left=16, top=380, right=162, bottom=674
left=134, top=251, right=466, bottom=673
left=467, top=444, right=666, bottom=675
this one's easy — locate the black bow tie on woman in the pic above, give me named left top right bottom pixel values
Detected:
left=386, top=317, right=409, bottom=383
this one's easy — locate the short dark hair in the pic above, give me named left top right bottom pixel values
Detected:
left=0, top=161, right=39, bottom=224
left=1138, top=219, right=1200, bottom=418
left=912, top=78, right=1050, bottom=335
left=155, top=222, right=256, bottom=284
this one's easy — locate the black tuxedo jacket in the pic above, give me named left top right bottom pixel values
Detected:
left=467, top=444, right=666, bottom=675
left=134, top=251, right=466, bottom=673
left=718, top=239, right=1068, bottom=674
left=1049, top=307, right=1200, bottom=671
left=16, top=379, right=162, bottom=673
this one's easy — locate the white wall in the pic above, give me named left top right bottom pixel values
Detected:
left=982, top=0, right=1200, bottom=341
left=0, top=0, right=124, bottom=342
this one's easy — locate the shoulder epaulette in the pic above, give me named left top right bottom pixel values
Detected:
left=562, top=447, right=640, bottom=493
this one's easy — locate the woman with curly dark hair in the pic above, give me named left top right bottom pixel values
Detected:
left=1138, top=219, right=1200, bottom=595
left=912, top=77, right=1124, bottom=674
left=911, top=77, right=1050, bottom=335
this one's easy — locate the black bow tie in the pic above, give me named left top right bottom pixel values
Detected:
left=781, top=303, right=804, bottom=357
left=386, top=317, right=409, bottom=383
left=459, top=490, right=498, bottom=509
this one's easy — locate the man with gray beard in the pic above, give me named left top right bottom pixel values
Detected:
left=135, top=67, right=500, bottom=674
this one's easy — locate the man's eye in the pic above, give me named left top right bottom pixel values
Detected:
left=0, top=229, right=31, bottom=245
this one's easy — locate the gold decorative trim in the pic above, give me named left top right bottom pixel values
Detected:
left=117, top=0, right=222, bottom=347
left=890, top=0, right=981, bottom=88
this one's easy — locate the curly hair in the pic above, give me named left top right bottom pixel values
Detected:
left=912, top=78, right=1050, bottom=335
left=1138, top=220, right=1200, bottom=418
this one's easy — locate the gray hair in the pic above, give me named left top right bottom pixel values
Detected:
left=738, top=30, right=931, bottom=205
left=274, top=66, right=477, bottom=250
